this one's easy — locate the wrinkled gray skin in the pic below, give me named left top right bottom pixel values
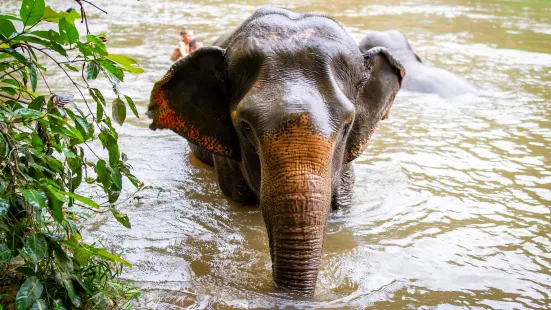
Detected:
left=149, top=7, right=404, bottom=296
left=359, top=30, right=477, bottom=98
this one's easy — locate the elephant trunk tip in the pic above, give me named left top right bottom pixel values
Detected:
left=270, top=234, right=324, bottom=297
left=274, top=276, right=317, bottom=297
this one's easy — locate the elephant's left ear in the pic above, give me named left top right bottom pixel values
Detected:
left=147, top=47, right=241, bottom=161
left=346, top=47, right=405, bottom=162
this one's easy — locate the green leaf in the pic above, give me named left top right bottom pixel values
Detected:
left=108, top=54, right=144, bottom=74
left=108, top=188, right=120, bottom=203
left=0, top=61, right=11, bottom=72
left=29, top=96, right=44, bottom=110
left=110, top=207, right=131, bottom=228
left=0, top=14, right=21, bottom=21
left=1, top=86, right=17, bottom=96
left=70, top=169, right=83, bottom=191
left=16, top=277, right=43, bottom=310
left=24, top=235, right=47, bottom=262
left=31, top=300, right=47, bottom=310
left=59, top=191, right=99, bottom=209
left=28, top=30, right=49, bottom=40
left=31, top=133, right=43, bottom=149
left=76, top=42, right=92, bottom=57
left=73, top=246, right=91, bottom=266
left=58, top=17, right=78, bottom=45
left=96, top=100, right=103, bottom=121
left=0, top=245, right=11, bottom=263
left=93, top=247, right=132, bottom=267
left=11, top=34, right=50, bottom=47
left=85, top=61, right=100, bottom=80
left=64, top=64, right=79, bottom=72
left=50, top=122, right=83, bottom=142
left=53, top=300, right=67, bottom=310
left=0, top=133, right=8, bottom=158
left=48, top=41, right=68, bottom=56
left=64, top=218, right=78, bottom=236
left=86, top=34, right=107, bottom=56
left=98, top=127, right=120, bottom=166
left=111, top=166, right=122, bottom=190
left=60, top=274, right=80, bottom=307
left=0, top=198, right=8, bottom=219
left=98, top=60, right=124, bottom=82
left=21, top=189, right=47, bottom=209
left=89, top=88, right=105, bottom=105
left=12, top=108, right=44, bottom=120
left=0, top=177, right=9, bottom=194
left=29, top=63, right=37, bottom=92
left=124, top=95, right=139, bottom=118
left=16, top=266, right=37, bottom=277
left=20, top=0, right=45, bottom=27
left=62, top=146, right=77, bottom=158
left=45, top=192, right=63, bottom=223
left=94, top=159, right=112, bottom=190
left=60, top=191, right=99, bottom=209
left=44, top=156, right=64, bottom=173
left=0, top=18, right=17, bottom=39
left=1, top=78, right=19, bottom=87
left=65, top=109, right=90, bottom=140
left=53, top=245, right=73, bottom=274
left=42, top=6, right=80, bottom=23
left=4, top=48, right=29, bottom=64
left=112, top=97, right=126, bottom=125
left=29, top=30, right=67, bottom=54
left=7, top=225, right=24, bottom=254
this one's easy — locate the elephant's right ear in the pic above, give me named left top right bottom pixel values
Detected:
left=148, top=47, right=240, bottom=161
left=346, top=47, right=405, bottom=162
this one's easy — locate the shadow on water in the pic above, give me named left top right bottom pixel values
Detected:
left=3, top=0, right=550, bottom=308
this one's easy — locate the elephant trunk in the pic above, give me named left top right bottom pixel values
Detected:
left=260, top=115, right=333, bottom=295
left=263, top=202, right=329, bottom=295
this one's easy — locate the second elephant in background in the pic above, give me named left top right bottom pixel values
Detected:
left=359, top=30, right=477, bottom=98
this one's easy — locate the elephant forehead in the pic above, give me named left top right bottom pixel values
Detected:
left=360, top=30, right=411, bottom=52
left=227, top=14, right=358, bottom=58
left=238, top=80, right=346, bottom=140
left=263, top=113, right=329, bottom=137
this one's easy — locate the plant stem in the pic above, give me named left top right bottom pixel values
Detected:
left=0, top=93, right=30, bottom=105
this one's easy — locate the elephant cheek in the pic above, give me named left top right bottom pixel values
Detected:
left=259, top=115, right=333, bottom=295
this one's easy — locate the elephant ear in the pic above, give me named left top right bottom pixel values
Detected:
left=147, top=46, right=240, bottom=161
left=346, top=47, right=405, bottom=162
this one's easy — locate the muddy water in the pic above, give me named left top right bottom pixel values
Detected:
left=6, top=0, right=551, bottom=308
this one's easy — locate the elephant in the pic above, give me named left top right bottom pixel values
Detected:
left=359, top=30, right=477, bottom=98
left=147, top=7, right=405, bottom=296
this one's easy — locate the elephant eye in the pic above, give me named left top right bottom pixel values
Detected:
left=240, top=121, right=255, bottom=144
left=240, top=121, right=252, bottom=133
left=342, top=123, right=351, bottom=136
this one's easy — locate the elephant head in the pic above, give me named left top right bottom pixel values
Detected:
left=359, top=30, right=423, bottom=64
left=148, top=7, right=405, bottom=296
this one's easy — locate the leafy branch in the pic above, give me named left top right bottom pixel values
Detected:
left=0, top=0, right=145, bottom=308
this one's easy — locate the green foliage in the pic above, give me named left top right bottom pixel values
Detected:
left=1, top=0, right=144, bottom=308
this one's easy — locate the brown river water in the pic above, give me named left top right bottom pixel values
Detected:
left=4, top=0, right=551, bottom=308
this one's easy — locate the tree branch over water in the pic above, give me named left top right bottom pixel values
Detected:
left=0, top=0, right=144, bottom=308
